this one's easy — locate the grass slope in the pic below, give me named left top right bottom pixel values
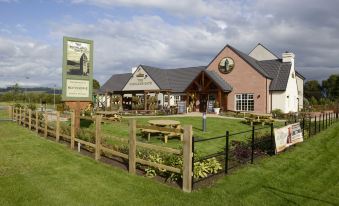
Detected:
left=0, top=121, right=338, bottom=205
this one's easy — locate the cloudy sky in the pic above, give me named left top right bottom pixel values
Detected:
left=0, top=0, right=339, bottom=88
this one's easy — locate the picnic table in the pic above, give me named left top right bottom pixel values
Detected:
left=141, top=120, right=183, bottom=143
left=96, top=111, right=122, bottom=122
left=245, top=113, right=274, bottom=126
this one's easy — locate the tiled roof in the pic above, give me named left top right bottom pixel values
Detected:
left=257, top=59, right=292, bottom=91
left=98, top=73, right=131, bottom=94
left=142, top=65, right=205, bottom=92
left=204, top=70, right=232, bottom=92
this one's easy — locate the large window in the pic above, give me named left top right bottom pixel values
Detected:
left=174, top=95, right=181, bottom=105
left=235, top=94, right=254, bottom=111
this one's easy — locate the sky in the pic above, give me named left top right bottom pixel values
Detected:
left=0, top=0, right=339, bottom=88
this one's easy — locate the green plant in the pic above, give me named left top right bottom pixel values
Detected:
left=193, top=157, right=222, bottom=179
left=213, top=101, right=220, bottom=108
left=272, top=109, right=284, bottom=119
left=26, top=103, right=37, bottom=111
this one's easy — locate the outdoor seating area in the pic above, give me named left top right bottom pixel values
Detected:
left=96, top=111, right=122, bottom=122
left=140, top=119, right=183, bottom=143
left=244, top=113, right=274, bottom=126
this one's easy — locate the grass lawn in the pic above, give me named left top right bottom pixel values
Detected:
left=88, top=117, right=283, bottom=155
left=1, top=121, right=338, bottom=205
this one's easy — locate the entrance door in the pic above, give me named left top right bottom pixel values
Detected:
left=199, top=94, right=208, bottom=112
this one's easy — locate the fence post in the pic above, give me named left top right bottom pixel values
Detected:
left=318, top=115, right=321, bottom=132
left=56, top=111, right=60, bottom=142
left=44, top=111, right=48, bottom=138
left=35, top=111, right=39, bottom=134
left=323, top=113, right=325, bottom=130
left=19, top=107, right=22, bottom=125
left=271, top=123, right=275, bottom=155
left=308, top=117, right=311, bottom=138
left=225, top=131, right=229, bottom=174
left=314, top=116, right=317, bottom=135
left=95, top=115, right=102, bottom=161
left=251, top=125, right=255, bottom=164
left=129, top=119, right=136, bottom=174
left=183, top=124, right=193, bottom=193
left=28, top=109, right=32, bottom=130
left=23, top=108, right=26, bottom=127
left=302, top=118, right=305, bottom=137
left=326, top=113, right=328, bottom=129
left=71, top=111, right=75, bottom=149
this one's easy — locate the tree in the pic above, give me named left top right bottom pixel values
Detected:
left=93, top=79, right=100, bottom=90
left=304, top=80, right=322, bottom=100
left=322, top=74, right=339, bottom=100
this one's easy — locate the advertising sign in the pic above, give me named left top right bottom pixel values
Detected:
left=62, top=36, right=93, bottom=101
left=274, top=123, right=303, bottom=153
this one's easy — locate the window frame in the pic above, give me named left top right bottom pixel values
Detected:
left=235, top=93, right=254, bottom=111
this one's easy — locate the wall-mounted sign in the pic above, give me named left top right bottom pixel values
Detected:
left=218, top=57, right=235, bottom=74
left=62, top=37, right=93, bottom=101
left=123, top=66, right=159, bottom=91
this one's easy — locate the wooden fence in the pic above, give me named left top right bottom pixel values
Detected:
left=10, top=106, right=193, bottom=192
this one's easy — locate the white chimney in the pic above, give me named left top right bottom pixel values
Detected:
left=131, top=67, right=137, bottom=74
left=282, top=52, right=295, bottom=63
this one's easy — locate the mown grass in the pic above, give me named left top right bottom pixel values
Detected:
left=0, top=121, right=338, bottom=205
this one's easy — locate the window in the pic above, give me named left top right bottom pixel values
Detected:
left=235, top=94, right=254, bottom=111
left=174, top=95, right=181, bottom=105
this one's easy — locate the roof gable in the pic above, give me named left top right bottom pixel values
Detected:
left=249, top=43, right=279, bottom=61
left=207, top=44, right=272, bottom=79
left=122, top=65, right=160, bottom=91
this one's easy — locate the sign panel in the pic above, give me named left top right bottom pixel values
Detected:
left=123, top=66, right=159, bottom=91
left=274, top=123, right=303, bottom=153
left=62, top=36, right=93, bottom=101
left=66, top=79, right=89, bottom=97
left=177, top=101, right=187, bottom=114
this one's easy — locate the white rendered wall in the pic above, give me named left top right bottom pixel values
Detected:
left=272, top=58, right=299, bottom=113
left=249, top=44, right=278, bottom=61
left=296, top=76, right=304, bottom=110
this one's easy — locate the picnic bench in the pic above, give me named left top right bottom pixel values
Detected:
left=140, top=120, right=183, bottom=143
left=96, top=111, right=122, bottom=122
left=245, top=113, right=274, bottom=126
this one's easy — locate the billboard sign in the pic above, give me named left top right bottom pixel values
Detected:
left=274, top=123, right=303, bottom=153
left=62, top=36, right=93, bottom=101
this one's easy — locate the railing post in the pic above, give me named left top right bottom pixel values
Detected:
left=183, top=124, right=193, bottom=193
left=225, top=131, right=229, bottom=174
left=23, top=108, right=26, bottom=127
left=28, top=109, right=32, bottom=130
left=302, top=118, right=305, bottom=137
left=35, top=111, right=39, bottom=134
left=308, top=116, right=311, bottom=138
left=318, top=115, right=321, bottom=132
left=95, top=115, right=102, bottom=161
left=44, top=110, right=48, bottom=138
left=251, top=125, right=255, bottom=164
left=271, top=123, right=275, bottom=155
left=314, top=116, right=317, bottom=134
left=71, top=111, right=75, bottom=149
left=56, top=111, right=60, bottom=142
left=129, top=119, right=136, bottom=174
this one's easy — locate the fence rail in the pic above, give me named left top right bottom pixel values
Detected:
left=10, top=106, right=193, bottom=193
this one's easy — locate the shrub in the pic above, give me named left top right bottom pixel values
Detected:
left=27, top=103, right=37, bottom=111
left=272, top=109, right=284, bottom=119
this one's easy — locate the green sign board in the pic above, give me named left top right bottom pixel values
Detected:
left=62, top=36, right=93, bottom=101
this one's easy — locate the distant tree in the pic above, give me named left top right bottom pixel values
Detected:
left=304, top=80, right=322, bottom=100
left=322, top=74, right=339, bottom=100
left=93, top=79, right=100, bottom=90
left=309, top=96, right=318, bottom=105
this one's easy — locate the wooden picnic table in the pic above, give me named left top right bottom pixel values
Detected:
left=142, top=120, right=182, bottom=143
left=96, top=111, right=122, bottom=122
left=148, top=120, right=181, bottom=128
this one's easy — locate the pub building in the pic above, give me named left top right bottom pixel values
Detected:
left=97, top=43, right=304, bottom=114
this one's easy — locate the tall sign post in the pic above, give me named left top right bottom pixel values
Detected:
left=62, top=37, right=93, bottom=131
